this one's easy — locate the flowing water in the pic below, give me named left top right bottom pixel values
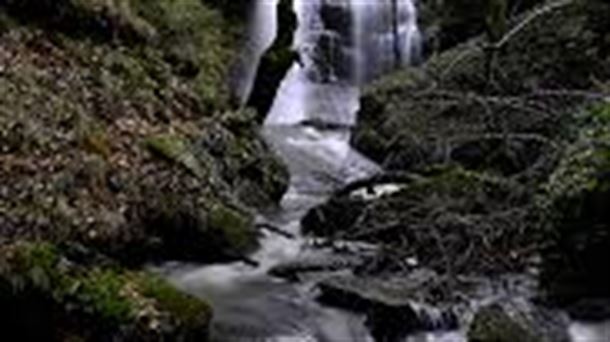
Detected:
left=161, top=1, right=610, bottom=341
left=232, top=0, right=281, bottom=105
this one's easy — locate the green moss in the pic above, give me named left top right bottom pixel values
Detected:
left=468, top=304, right=540, bottom=342
left=0, top=242, right=212, bottom=339
left=208, top=203, right=257, bottom=253
left=138, top=274, right=212, bottom=325
left=544, top=104, right=610, bottom=211
left=145, top=134, right=206, bottom=178
left=588, top=102, right=610, bottom=126
left=131, top=0, right=236, bottom=105
left=72, top=268, right=134, bottom=322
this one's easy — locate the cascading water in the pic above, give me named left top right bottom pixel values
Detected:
left=160, top=1, right=610, bottom=341
left=161, top=1, right=428, bottom=341
left=232, top=0, right=281, bottom=105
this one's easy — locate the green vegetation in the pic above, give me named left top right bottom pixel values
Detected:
left=145, top=134, right=207, bottom=178
left=0, top=241, right=211, bottom=340
left=539, top=103, right=610, bottom=302
left=0, top=1, right=288, bottom=339
left=208, top=203, right=257, bottom=254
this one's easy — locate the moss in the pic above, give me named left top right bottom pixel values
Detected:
left=1, top=0, right=155, bottom=42
left=0, top=241, right=212, bottom=340
left=145, top=134, right=206, bottom=178
left=137, top=274, right=212, bottom=326
left=131, top=0, right=237, bottom=106
left=468, top=304, right=540, bottom=342
left=208, top=203, right=257, bottom=254
left=72, top=268, right=135, bottom=322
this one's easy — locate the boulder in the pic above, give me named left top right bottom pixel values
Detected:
left=317, top=270, right=458, bottom=341
left=468, top=298, right=570, bottom=342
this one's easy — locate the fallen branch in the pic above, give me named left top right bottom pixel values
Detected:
left=493, top=0, right=577, bottom=49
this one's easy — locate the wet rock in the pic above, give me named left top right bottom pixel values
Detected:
left=268, top=254, right=366, bottom=280
left=139, top=197, right=258, bottom=264
left=468, top=298, right=570, bottom=342
left=246, top=0, right=297, bottom=119
left=317, top=270, right=459, bottom=341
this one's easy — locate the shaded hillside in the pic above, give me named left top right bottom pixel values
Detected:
left=0, top=1, right=287, bottom=340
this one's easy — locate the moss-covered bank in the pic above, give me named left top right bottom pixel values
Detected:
left=0, top=0, right=288, bottom=339
left=0, top=0, right=287, bottom=263
left=0, top=241, right=212, bottom=341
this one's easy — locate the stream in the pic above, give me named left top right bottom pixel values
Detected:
left=159, top=1, right=609, bottom=341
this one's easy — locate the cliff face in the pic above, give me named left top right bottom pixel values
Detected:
left=0, top=1, right=288, bottom=339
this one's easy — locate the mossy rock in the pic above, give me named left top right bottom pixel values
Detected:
left=468, top=299, right=570, bottom=342
left=0, top=241, right=212, bottom=341
left=137, top=191, right=258, bottom=263
left=145, top=133, right=207, bottom=178
left=207, top=203, right=258, bottom=254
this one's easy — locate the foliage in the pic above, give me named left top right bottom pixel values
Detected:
left=538, top=103, right=610, bottom=302
left=0, top=241, right=211, bottom=340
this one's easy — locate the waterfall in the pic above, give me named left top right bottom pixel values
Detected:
left=166, top=2, right=422, bottom=341
left=263, top=0, right=421, bottom=191
left=288, top=0, right=421, bottom=85
left=352, top=0, right=421, bottom=82
left=232, top=0, right=281, bottom=105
